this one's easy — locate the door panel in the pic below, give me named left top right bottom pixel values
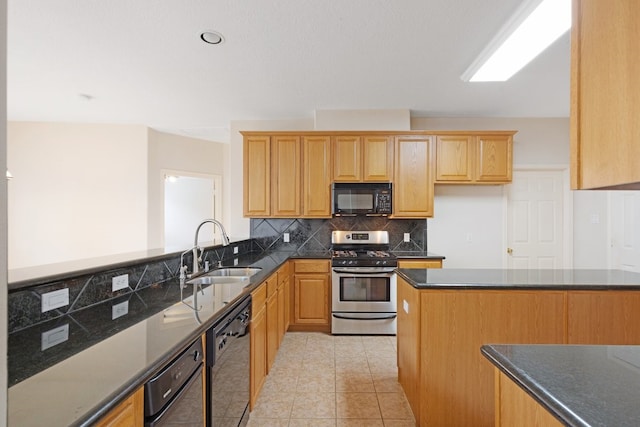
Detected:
left=506, top=170, right=565, bottom=269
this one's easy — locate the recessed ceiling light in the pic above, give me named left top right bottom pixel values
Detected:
left=461, top=0, right=571, bottom=82
left=200, top=31, right=224, bottom=45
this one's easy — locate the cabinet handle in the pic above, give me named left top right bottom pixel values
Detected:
left=507, top=248, right=513, bottom=255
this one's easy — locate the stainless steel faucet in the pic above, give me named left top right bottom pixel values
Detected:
left=192, top=219, right=230, bottom=275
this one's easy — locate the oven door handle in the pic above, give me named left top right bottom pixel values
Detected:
left=332, top=313, right=397, bottom=321
left=332, top=269, right=396, bottom=275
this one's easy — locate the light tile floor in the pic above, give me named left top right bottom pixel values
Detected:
left=247, top=332, right=416, bottom=427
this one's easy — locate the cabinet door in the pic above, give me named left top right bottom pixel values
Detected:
left=571, top=0, right=640, bottom=189
left=393, top=136, right=434, bottom=217
left=243, top=135, right=271, bottom=216
left=435, top=135, right=474, bottom=182
left=271, top=135, right=301, bottom=217
left=250, top=286, right=267, bottom=409
left=302, top=136, right=332, bottom=217
left=362, top=136, right=393, bottom=181
left=476, top=135, right=512, bottom=182
left=266, top=291, right=278, bottom=370
left=293, top=274, right=330, bottom=325
left=95, top=387, right=143, bottom=427
left=332, top=135, right=361, bottom=181
left=568, top=291, right=640, bottom=344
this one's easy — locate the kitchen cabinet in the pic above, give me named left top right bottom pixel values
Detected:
left=271, top=135, right=301, bottom=217
left=243, top=130, right=514, bottom=219
left=435, top=133, right=513, bottom=184
left=243, top=135, right=271, bottom=217
left=567, top=291, right=640, bottom=344
left=276, top=262, right=290, bottom=345
left=570, top=0, right=640, bottom=190
left=290, top=259, right=331, bottom=332
left=249, top=283, right=267, bottom=409
left=333, top=135, right=393, bottom=182
left=393, top=135, right=434, bottom=217
left=265, top=274, right=279, bottom=371
left=494, top=369, right=562, bottom=427
left=95, top=387, right=144, bottom=427
left=302, top=136, right=332, bottom=217
left=397, top=259, right=442, bottom=269
left=476, top=135, right=512, bottom=182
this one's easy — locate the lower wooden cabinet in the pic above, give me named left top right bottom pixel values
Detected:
left=397, top=259, right=442, bottom=269
left=250, top=284, right=268, bottom=410
left=250, top=263, right=293, bottom=409
left=95, top=387, right=144, bottom=427
left=266, top=276, right=279, bottom=371
left=290, top=259, right=331, bottom=332
left=397, top=279, right=640, bottom=427
left=494, top=370, right=562, bottom=427
left=567, top=291, right=640, bottom=344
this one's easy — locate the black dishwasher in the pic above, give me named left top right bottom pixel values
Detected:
left=144, top=338, right=205, bottom=426
left=207, top=295, right=251, bottom=427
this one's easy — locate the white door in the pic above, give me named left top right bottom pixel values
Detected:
left=505, top=170, right=566, bottom=269
left=610, top=191, right=640, bottom=272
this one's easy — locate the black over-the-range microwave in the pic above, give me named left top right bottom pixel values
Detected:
left=331, top=182, right=392, bottom=216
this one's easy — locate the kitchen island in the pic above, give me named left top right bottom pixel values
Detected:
left=482, top=344, right=640, bottom=427
left=396, top=268, right=640, bottom=426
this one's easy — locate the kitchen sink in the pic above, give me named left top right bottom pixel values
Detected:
left=203, top=267, right=262, bottom=277
left=187, top=275, right=250, bottom=286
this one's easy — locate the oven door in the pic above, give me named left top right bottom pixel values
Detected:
left=331, top=267, right=397, bottom=313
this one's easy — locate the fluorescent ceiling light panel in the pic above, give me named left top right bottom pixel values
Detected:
left=462, top=0, right=571, bottom=82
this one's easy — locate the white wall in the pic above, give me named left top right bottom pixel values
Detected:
left=7, top=122, right=148, bottom=269
left=147, top=129, right=228, bottom=249
left=1, top=0, right=8, bottom=421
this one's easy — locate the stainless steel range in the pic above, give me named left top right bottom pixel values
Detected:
left=331, top=230, right=397, bottom=335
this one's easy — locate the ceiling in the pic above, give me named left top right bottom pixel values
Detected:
left=7, top=0, right=571, bottom=143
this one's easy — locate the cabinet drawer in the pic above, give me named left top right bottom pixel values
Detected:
left=252, top=283, right=267, bottom=308
left=266, top=274, right=278, bottom=297
left=293, top=259, right=330, bottom=274
left=398, top=259, right=442, bottom=269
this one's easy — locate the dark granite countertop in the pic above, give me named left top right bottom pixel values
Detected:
left=482, top=344, right=640, bottom=427
left=8, top=249, right=299, bottom=427
left=397, top=268, right=640, bottom=290
left=392, top=251, right=445, bottom=259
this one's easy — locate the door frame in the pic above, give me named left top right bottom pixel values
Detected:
left=160, top=169, right=223, bottom=249
left=502, top=165, right=574, bottom=268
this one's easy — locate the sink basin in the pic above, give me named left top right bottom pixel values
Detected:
left=187, top=275, right=250, bottom=286
left=204, top=267, right=262, bottom=277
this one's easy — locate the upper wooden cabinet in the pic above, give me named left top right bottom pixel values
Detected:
left=303, top=136, right=332, bottom=217
left=243, top=135, right=271, bottom=216
left=271, top=135, right=301, bottom=217
left=333, top=135, right=393, bottom=182
left=571, top=0, right=640, bottom=189
left=393, top=135, right=434, bottom=218
left=435, top=133, right=513, bottom=184
left=242, top=130, right=514, bottom=218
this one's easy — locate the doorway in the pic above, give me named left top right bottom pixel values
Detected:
left=609, top=191, right=640, bottom=272
left=163, top=170, right=222, bottom=251
left=504, top=168, right=572, bottom=269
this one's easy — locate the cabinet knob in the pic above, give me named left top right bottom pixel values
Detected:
left=507, top=248, right=513, bottom=255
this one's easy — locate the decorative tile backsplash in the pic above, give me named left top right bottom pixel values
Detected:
left=8, top=218, right=424, bottom=334
left=250, top=217, right=428, bottom=253
left=8, top=239, right=253, bottom=334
